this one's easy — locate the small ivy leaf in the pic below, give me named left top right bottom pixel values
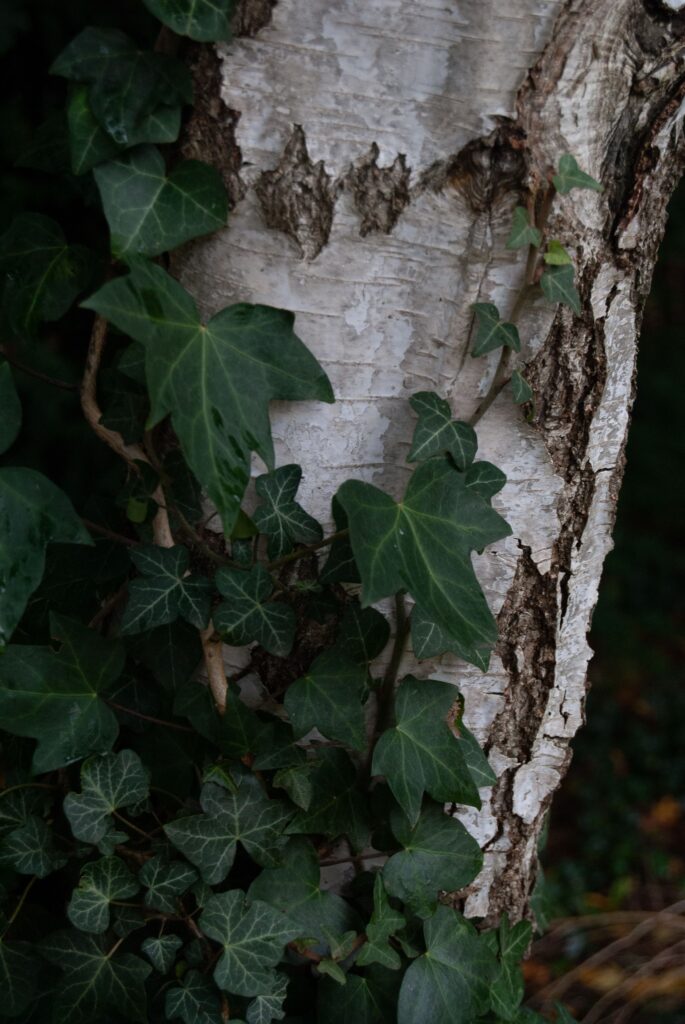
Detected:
left=0, top=939, right=41, bottom=1017
left=511, top=370, right=533, bottom=405
left=284, top=650, right=368, bottom=751
left=506, top=206, right=542, bottom=250
left=95, top=145, right=228, bottom=258
left=165, top=969, right=226, bottom=1024
left=64, top=748, right=150, bottom=845
left=0, top=788, right=49, bottom=838
left=335, top=603, right=390, bottom=664
left=246, top=971, right=288, bottom=1024
left=540, top=264, right=581, bottom=314
left=317, top=958, right=348, bottom=984
left=83, top=260, right=333, bottom=536
left=200, top=889, right=299, bottom=997
left=0, top=815, right=67, bottom=877
left=214, top=565, right=295, bottom=657
left=471, top=303, right=521, bottom=357
left=249, top=837, right=359, bottom=948
left=120, top=544, right=212, bottom=635
left=397, top=905, right=498, bottom=1024
left=488, top=915, right=533, bottom=1020
left=51, top=27, right=192, bottom=147
left=273, top=763, right=313, bottom=810
left=253, top=464, right=323, bottom=559
left=372, top=676, right=481, bottom=825
left=286, top=748, right=370, bottom=852
left=0, top=362, right=21, bottom=455
left=40, top=929, right=152, bottom=1024
left=139, top=854, right=197, bottom=913
left=141, top=934, right=183, bottom=974
left=67, top=82, right=180, bottom=175
left=383, top=803, right=483, bottom=918
left=142, top=0, right=235, bottom=41
left=464, top=460, right=507, bottom=500
left=408, top=392, right=477, bottom=469
left=0, top=615, right=121, bottom=770
left=130, top=619, right=202, bottom=691
left=337, top=458, right=511, bottom=671
left=164, top=773, right=292, bottom=885
left=0, top=214, right=90, bottom=338
left=318, top=966, right=401, bottom=1023
left=320, top=496, right=359, bottom=585
left=356, top=875, right=405, bottom=970
left=67, top=856, right=139, bottom=934
left=552, top=154, right=603, bottom=195
left=543, top=239, right=572, bottom=266
left=410, top=605, right=490, bottom=669
left=459, top=723, right=497, bottom=789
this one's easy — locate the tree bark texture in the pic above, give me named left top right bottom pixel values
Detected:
left=177, top=0, right=685, bottom=922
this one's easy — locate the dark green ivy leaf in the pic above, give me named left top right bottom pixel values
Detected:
left=0, top=616, right=121, bottom=771
left=287, top=748, right=370, bottom=852
left=67, top=856, right=139, bottom=934
left=139, top=854, right=197, bottom=912
left=200, top=889, right=298, bottom=997
left=249, top=837, right=359, bottom=948
left=142, top=0, right=235, bottom=41
left=141, top=933, right=183, bottom=973
left=40, top=929, right=152, bottom=1024
left=372, top=676, right=481, bottom=824
left=506, top=206, right=541, bottom=250
left=64, top=748, right=150, bottom=844
left=67, top=83, right=180, bottom=175
left=383, top=802, right=483, bottom=917
left=408, top=392, right=477, bottom=469
left=164, top=773, right=292, bottom=885
left=320, top=496, right=359, bottom=585
left=318, top=966, right=400, bottom=1024
left=0, top=815, right=67, bottom=877
left=253, top=464, right=323, bottom=559
left=471, top=303, right=521, bottom=357
left=246, top=971, right=288, bottom=1024
left=464, top=460, right=507, bottom=500
left=0, top=214, right=90, bottom=338
left=0, top=939, right=41, bottom=1017
left=511, top=370, right=533, bottom=405
left=487, top=915, right=533, bottom=1020
left=0, top=362, right=20, bottom=455
left=214, top=565, right=295, bottom=657
left=552, top=154, right=603, bottom=195
left=284, top=650, right=367, bottom=751
left=397, top=906, right=498, bottom=1024
left=540, top=264, right=581, bottom=314
left=121, top=544, right=212, bottom=635
left=337, top=458, right=511, bottom=670
left=174, top=678, right=259, bottom=759
left=51, top=27, right=191, bottom=147
left=94, top=145, right=227, bottom=258
left=356, top=875, right=405, bottom=970
left=165, top=969, right=225, bottom=1024
left=335, top=603, right=389, bottom=664
left=83, top=259, right=333, bottom=535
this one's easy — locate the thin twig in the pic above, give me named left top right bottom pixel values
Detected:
left=81, top=518, right=139, bottom=547
left=582, top=935, right=685, bottom=1024
left=267, top=529, right=349, bottom=571
left=0, top=877, right=37, bottom=940
left=106, top=701, right=195, bottom=733
left=0, top=346, right=78, bottom=391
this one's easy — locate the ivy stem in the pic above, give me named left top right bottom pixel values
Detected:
left=376, top=593, right=409, bottom=736
left=468, top=182, right=556, bottom=427
left=106, top=701, right=195, bottom=733
left=267, top=529, right=349, bottom=571
left=112, top=810, right=154, bottom=841
left=0, top=876, right=36, bottom=940
left=0, top=345, right=78, bottom=391
left=80, top=518, right=139, bottom=547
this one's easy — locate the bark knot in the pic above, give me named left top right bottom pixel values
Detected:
left=345, top=143, right=411, bottom=236
left=255, top=125, right=337, bottom=260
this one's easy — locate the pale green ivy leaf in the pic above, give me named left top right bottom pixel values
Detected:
left=64, top=748, right=150, bottom=844
left=83, top=260, right=333, bottom=536
left=94, top=145, right=227, bottom=258
left=543, top=239, right=572, bottom=265
left=552, top=154, right=603, bottom=195
left=511, top=370, right=533, bottom=405
left=471, top=303, right=521, bottom=357
left=506, top=206, right=541, bottom=250
left=67, top=856, right=139, bottom=934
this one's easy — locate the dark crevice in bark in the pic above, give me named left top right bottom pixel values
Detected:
left=232, top=0, right=278, bottom=36
left=254, top=125, right=339, bottom=260
left=345, top=144, right=411, bottom=236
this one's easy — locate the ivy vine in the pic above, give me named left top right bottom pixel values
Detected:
left=0, top=3, right=602, bottom=1023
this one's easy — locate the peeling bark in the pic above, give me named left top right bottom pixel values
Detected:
left=178, top=0, right=685, bottom=921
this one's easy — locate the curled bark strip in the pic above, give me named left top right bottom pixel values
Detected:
left=200, top=625, right=228, bottom=715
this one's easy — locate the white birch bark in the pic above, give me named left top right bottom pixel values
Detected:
left=178, top=0, right=685, bottom=921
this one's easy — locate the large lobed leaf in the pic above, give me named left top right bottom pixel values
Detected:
left=0, top=616, right=121, bottom=771
left=214, top=564, right=295, bottom=657
left=64, top=748, right=150, bottom=844
left=284, top=649, right=368, bottom=751
left=67, top=856, right=139, bottom=934
left=142, top=0, right=236, bottom=42
left=121, top=543, right=212, bottom=635
left=337, top=458, right=511, bottom=669
left=83, top=259, right=333, bottom=535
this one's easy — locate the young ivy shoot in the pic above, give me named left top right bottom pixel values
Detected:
left=0, top=2, right=602, bottom=1022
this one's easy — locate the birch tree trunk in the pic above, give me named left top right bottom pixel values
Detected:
left=177, top=0, right=685, bottom=923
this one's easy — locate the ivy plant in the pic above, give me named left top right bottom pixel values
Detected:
left=0, top=4, right=598, bottom=1021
